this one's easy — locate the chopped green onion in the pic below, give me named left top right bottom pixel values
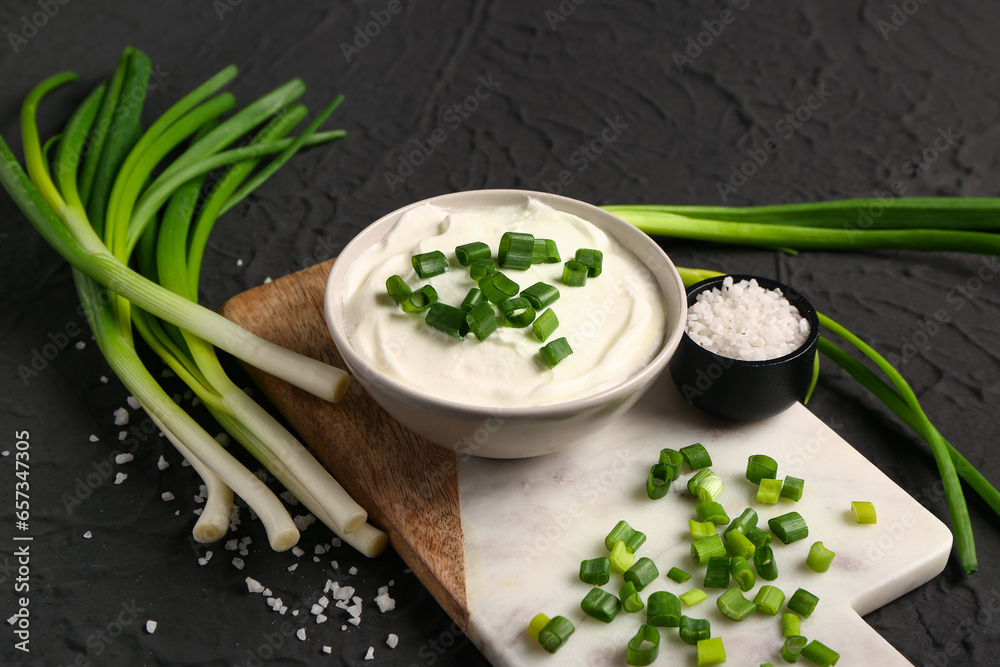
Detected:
left=610, top=539, right=636, bottom=574
left=756, top=477, right=783, bottom=504
left=624, top=557, right=660, bottom=591
left=753, top=546, right=778, bottom=581
left=679, top=588, right=708, bottom=607
left=465, top=301, right=498, bottom=341
left=753, top=585, right=785, bottom=615
left=679, top=616, right=711, bottom=645
left=746, top=454, right=778, bottom=484
left=646, top=463, right=672, bottom=499
left=385, top=275, right=412, bottom=305
left=781, top=636, right=808, bottom=663
left=626, top=624, right=660, bottom=666
left=703, top=556, right=731, bottom=589
left=521, top=281, right=560, bottom=310
left=729, top=556, right=756, bottom=591
left=455, top=241, right=491, bottom=266
left=401, top=285, right=438, bottom=313
left=527, top=612, right=549, bottom=641
left=769, top=511, right=809, bottom=544
left=717, top=587, right=757, bottom=621
left=726, top=508, right=758, bottom=535
left=606, top=520, right=647, bottom=552
left=531, top=238, right=560, bottom=264
left=807, top=541, right=836, bottom=573
left=561, top=260, right=588, bottom=286
left=781, top=612, right=801, bottom=637
left=689, top=468, right=724, bottom=502
left=498, top=231, right=534, bottom=270
left=532, top=308, right=559, bottom=342
left=781, top=476, right=805, bottom=501
left=537, top=615, right=575, bottom=653
left=696, top=500, right=729, bottom=525
left=724, top=529, right=756, bottom=559
left=690, top=519, right=717, bottom=541
left=579, top=557, right=611, bottom=585
left=411, top=250, right=449, bottom=278
left=801, top=640, right=840, bottom=666
left=425, top=303, right=468, bottom=338
left=469, top=258, right=495, bottom=281
left=619, top=581, right=644, bottom=613
left=581, top=587, right=621, bottom=623
left=539, top=337, right=573, bottom=368
left=646, top=591, right=681, bottom=627
left=460, top=287, right=484, bottom=312
left=478, top=271, right=520, bottom=304
left=787, top=588, right=819, bottom=618
left=574, top=248, right=603, bottom=277
left=659, top=448, right=685, bottom=480
left=681, top=443, right=713, bottom=469
left=667, top=566, right=691, bottom=583
left=745, top=525, right=773, bottom=549
left=697, top=636, right=726, bottom=666
left=498, top=297, right=535, bottom=328
left=852, top=501, right=877, bottom=524
left=691, top=534, right=726, bottom=565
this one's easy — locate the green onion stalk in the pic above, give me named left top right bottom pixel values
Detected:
left=672, top=265, right=996, bottom=574
left=1, top=47, right=386, bottom=555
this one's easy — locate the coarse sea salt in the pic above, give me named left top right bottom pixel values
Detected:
left=686, top=277, right=809, bottom=361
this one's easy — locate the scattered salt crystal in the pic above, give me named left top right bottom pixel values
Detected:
left=341, top=625, right=347, bottom=631
left=287, top=564, right=298, bottom=573
left=156, top=455, right=169, bottom=470
left=318, top=596, right=329, bottom=608
left=386, top=633, right=398, bottom=648
left=198, top=558, right=208, bottom=566
left=331, top=537, right=342, bottom=548
left=236, top=258, right=244, bottom=267
left=118, top=431, right=127, bottom=441
left=313, top=557, right=320, bottom=563
left=161, top=492, right=175, bottom=501
left=115, top=453, right=133, bottom=464
left=311, top=604, right=325, bottom=615
left=127, top=396, right=140, bottom=409
left=330, top=582, right=354, bottom=601
left=349, top=566, right=358, bottom=575
left=0, top=451, right=7, bottom=457
left=352, top=596, right=362, bottom=606
left=292, top=546, right=305, bottom=557
left=292, top=609, right=299, bottom=617
left=267, top=597, right=279, bottom=609
left=293, top=514, right=316, bottom=531
left=348, top=617, right=361, bottom=627
left=83, top=531, right=92, bottom=539
left=296, top=628, right=306, bottom=641
left=374, top=590, right=396, bottom=613
left=245, top=577, right=265, bottom=594
left=364, top=646, right=374, bottom=660
left=7, top=615, right=17, bottom=625
left=193, top=508, right=203, bottom=516
left=279, top=605, right=288, bottom=615
left=280, top=491, right=299, bottom=505
left=89, top=434, right=100, bottom=442
left=74, top=341, right=86, bottom=350
left=181, top=457, right=191, bottom=467
left=331, top=560, right=339, bottom=570
left=225, top=539, right=238, bottom=551
left=113, top=408, right=129, bottom=425
left=263, top=276, right=273, bottom=284
left=323, top=645, right=332, bottom=654
left=114, top=473, right=127, bottom=485
left=241, top=536, right=253, bottom=545
left=204, top=550, right=213, bottom=562
left=316, top=614, right=328, bottom=624
left=100, top=375, right=109, bottom=383
left=193, top=494, right=205, bottom=504
left=263, top=588, right=272, bottom=597
left=315, top=544, right=327, bottom=555
left=145, top=620, right=157, bottom=634
left=232, top=558, right=245, bottom=570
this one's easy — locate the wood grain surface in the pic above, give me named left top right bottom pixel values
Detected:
left=219, top=259, right=469, bottom=630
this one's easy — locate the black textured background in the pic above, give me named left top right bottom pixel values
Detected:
left=1, top=1, right=999, bottom=666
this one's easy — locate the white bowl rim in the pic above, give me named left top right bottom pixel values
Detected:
left=324, top=188, right=688, bottom=418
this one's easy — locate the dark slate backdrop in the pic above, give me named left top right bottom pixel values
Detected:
left=1, top=1, right=999, bottom=666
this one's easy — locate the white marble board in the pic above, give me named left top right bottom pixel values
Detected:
left=459, top=373, right=953, bottom=667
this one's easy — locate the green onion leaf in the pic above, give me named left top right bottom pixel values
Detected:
left=460, top=288, right=485, bottom=312
left=385, top=275, right=412, bottom=305
left=412, top=250, right=449, bottom=278
left=561, top=260, right=588, bottom=286
left=756, top=477, right=783, bottom=504
left=581, top=587, right=621, bottom=623
left=425, top=303, right=468, bottom=338
left=531, top=238, right=560, bottom=264
left=679, top=588, right=708, bottom=607
left=619, top=581, right=644, bottom=613
left=753, top=585, right=785, bottom=615
left=537, top=615, right=574, bottom=654
left=781, top=476, right=805, bottom=501
left=520, top=281, right=560, bottom=310
left=696, top=636, right=726, bottom=666
left=807, top=541, right=836, bottom=573
left=729, top=555, right=756, bottom=591
left=716, top=586, right=757, bottom=621
left=498, top=231, right=533, bottom=270
left=667, top=566, right=691, bottom=583
left=626, top=624, right=660, bottom=666
left=724, top=529, right=756, bottom=559
left=689, top=520, right=717, bottom=541
left=768, top=511, right=809, bottom=544
left=787, top=587, right=819, bottom=618
left=498, top=296, right=536, bottom=328
left=696, top=500, right=729, bottom=525
left=401, top=285, right=438, bottom=313
left=681, top=442, right=713, bottom=469
left=469, top=258, right=496, bottom=281
left=606, top=520, right=647, bottom=551
left=753, top=545, right=779, bottom=581
left=691, top=534, right=726, bottom=566
left=610, top=539, right=636, bottom=574
left=679, top=616, right=711, bottom=645
left=688, top=468, right=724, bottom=502
left=745, top=525, right=772, bottom=549
left=539, top=337, right=573, bottom=368
left=659, top=448, right=685, bottom=480
left=455, top=241, right=491, bottom=266
left=646, top=463, right=672, bottom=499
left=703, top=556, right=731, bottom=589
left=746, top=454, right=778, bottom=484
left=781, top=636, right=808, bottom=663
left=575, top=248, right=603, bottom=277
left=646, top=591, right=681, bottom=627
left=852, top=501, right=877, bottom=524
left=624, top=557, right=660, bottom=591
left=465, top=301, right=498, bottom=341
left=579, top=557, right=611, bottom=586
left=801, top=640, right=840, bottom=666
left=781, top=612, right=801, bottom=637
left=531, top=308, right=559, bottom=342
left=478, top=270, right=520, bottom=304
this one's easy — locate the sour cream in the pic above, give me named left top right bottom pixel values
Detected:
left=341, top=198, right=666, bottom=408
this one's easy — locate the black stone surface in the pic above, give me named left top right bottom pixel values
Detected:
left=1, top=1, right=999, bottom=665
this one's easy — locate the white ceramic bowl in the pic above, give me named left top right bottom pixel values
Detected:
left=324, top=189, right=687, bottom=458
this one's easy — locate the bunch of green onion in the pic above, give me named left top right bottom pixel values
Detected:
left=604, top=204, right=1000, bottom=575
left=0, top=47, right=386, bottom=556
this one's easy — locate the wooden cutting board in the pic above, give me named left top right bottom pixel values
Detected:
left=220, top=258, right=952, bottom=666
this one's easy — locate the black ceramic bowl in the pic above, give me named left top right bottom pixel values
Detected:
left=669, top=274, right=820, bottom=422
